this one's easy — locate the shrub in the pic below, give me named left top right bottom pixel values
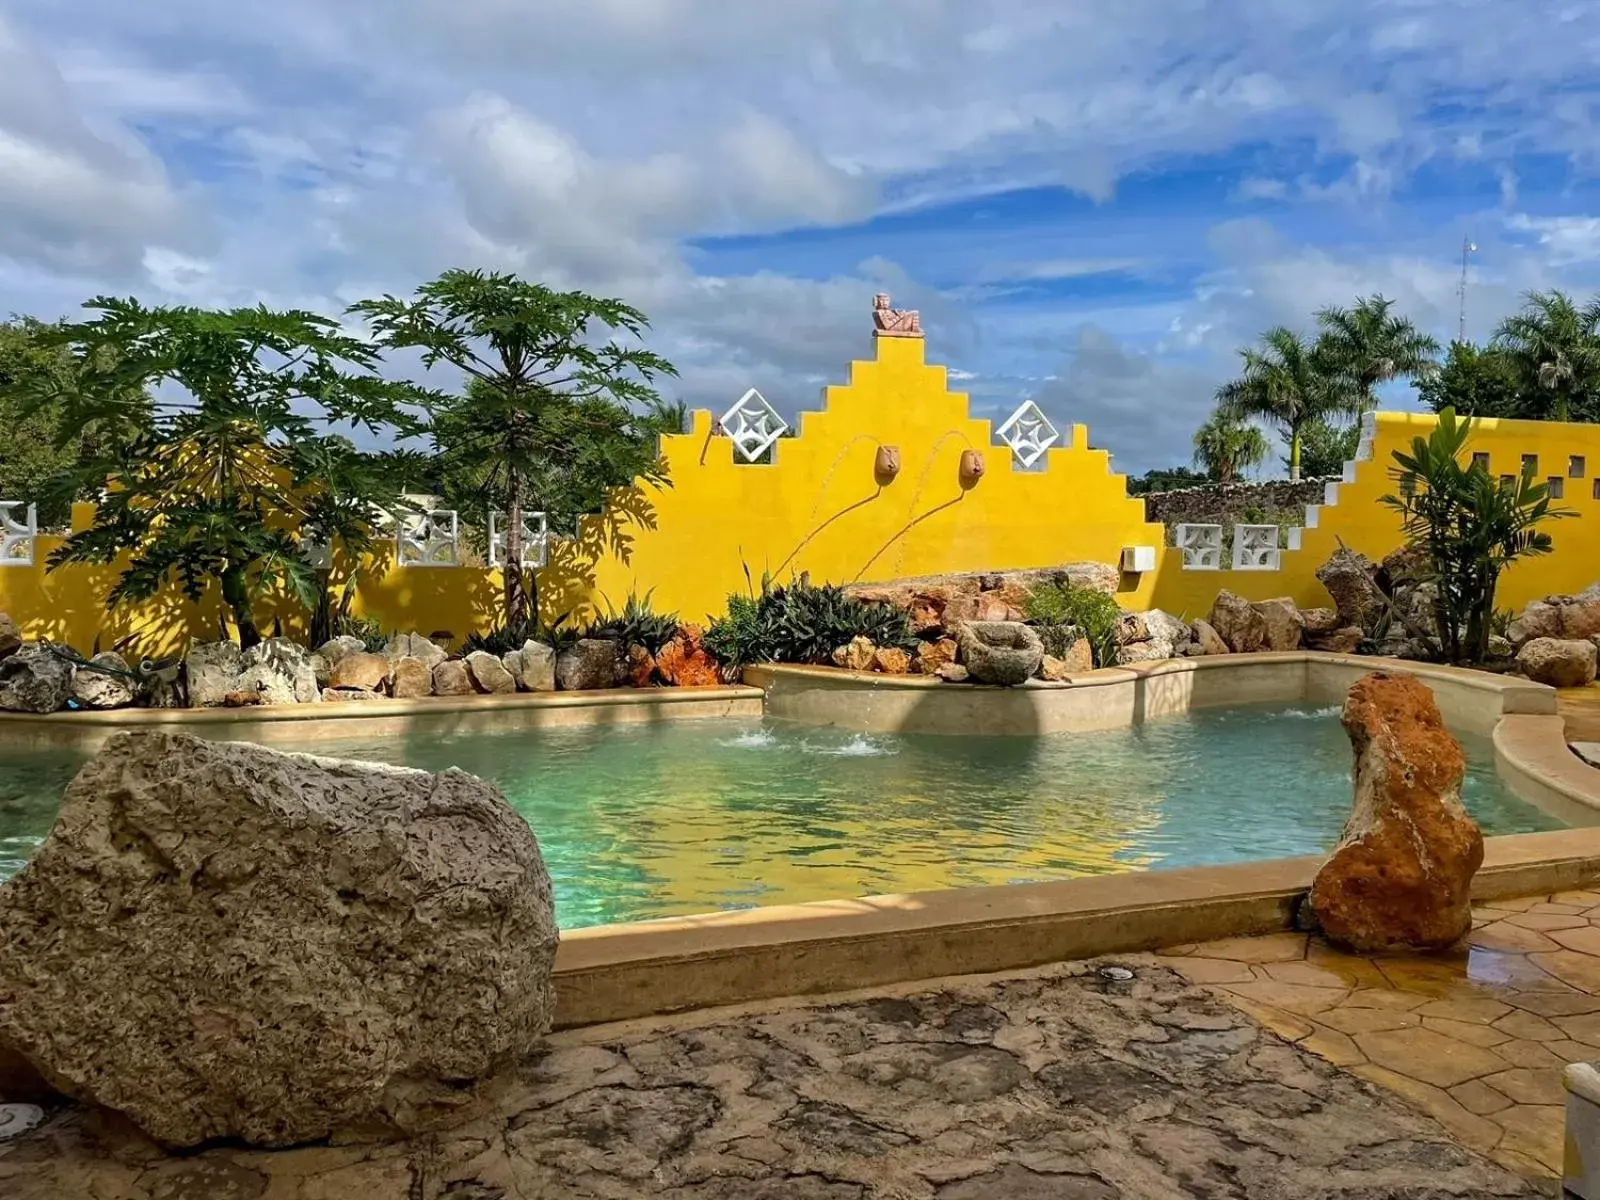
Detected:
left=1023, top=584, right=1121, bottom=667
left=583, top=590, right=680, bottom=654
left=462, top=611, right=577, bottom=658
left=705, top=579, right=916, bottom=669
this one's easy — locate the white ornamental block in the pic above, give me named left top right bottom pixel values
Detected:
left=996, top=400, right=1060, bottom=469
left=488, top=510, right=549, bottom=569
left=1120, top=545, right=1157, bottom=573
left=396, top=510, right=460, bottom=568
left=0, top=502, right=36, bottom=567
left=1232, top=524, right=1282, bottom=571
left=1175, top=523, right=1223, bottom=571
left=719, top=388, right=788, bottom=463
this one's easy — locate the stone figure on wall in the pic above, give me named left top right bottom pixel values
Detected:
left=872, top=293, right=923, bottom=338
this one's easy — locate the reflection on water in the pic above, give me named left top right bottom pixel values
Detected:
left=0, top=703, right=1562, bottom=928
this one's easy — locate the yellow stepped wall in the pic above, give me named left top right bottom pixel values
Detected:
left=1, top=332, right=1597, bottom=655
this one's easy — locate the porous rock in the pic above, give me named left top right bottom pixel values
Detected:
left=935, top=663, right=970, bottom=683
left=385, top=633, right=446, bottom=672
left=1143, top=609, right=1193, bottom=653
left=1190, top=619, right=1229, bottom=656
left=236, top=638, right=320, bottom=706
left=390, top=655, right=434, bottom=699
left=873, top=646, right=911, bottom=674
left=1308, top=673, right=1483, bottom=953
left=1208, top=590, right=1267, bottom=654
left=0, top=644, right=73, bottom=713
left=911, top=637, right=959, bottom=676
left=1113, top=612, right=1149, bottom=647
left=1038, top=655, right=1070, bottom=682
left=312, top=636, right=365, bottom=688
left=70, top=652, right=135, bottom=710
left=1059, top=636, right=1094, bottom=673
left=320, top=687, right=381, bottom=703
left=1515, top=637, right=1598, bottom=689
left=1315, top=546, right=1387, bottom=632
left=556, top=639, right=621, bottom=691
left=185, top=640, right=242, bottom=708
left=1252, top=597, right=1303, bottom=652
left=832, top=636, right=876, bottom=672
left=957, top=621, right=1044, bottom=686
left=1298, top=607, right=1343, bottom=636
left=0, top=731, right=559, bottom=1147
left=432, top=659, right=475, bottom=697
left=624, top=644, right=657, bottom=688
left=506, top=640, right=557, bottom=692
left=1306, top=626, right=1364, bottom=655
left=0, top=613, right=20, bottom=662
left=465, top=650, right=517, bottom=694
left=329, top=650, right=390, bottom=693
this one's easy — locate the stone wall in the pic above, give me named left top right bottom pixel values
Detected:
left=1142, top=478, right=1336, bottom=540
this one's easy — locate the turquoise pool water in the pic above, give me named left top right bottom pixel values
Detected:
left=0, top=703, right=1563, bottom=928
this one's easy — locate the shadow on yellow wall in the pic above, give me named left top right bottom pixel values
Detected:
left=3, top=333, right=1597, bottom=654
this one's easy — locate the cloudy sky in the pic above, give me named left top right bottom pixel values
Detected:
left=4, top=0, right=1600, bottom=474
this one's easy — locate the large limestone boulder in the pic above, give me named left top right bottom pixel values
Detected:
left=1252, top=597, right=1303, bottom=652
left=310, top=635, right=365, bottom=689
left=555, top=639, right=621, bottom=691
left=1307, top=626, right=1364, bottom=655
left=958, top=621, right=1044, bottom=686
left=432, top=659, right=475, bottom=697
left=1143, top=610, right=1193, bottom=654
left=0, top=732, right=558, bottom=1147
left=330, top=650, right=390, bottom=692
left=1316, top=546, right=1387, bottom=632
left=185, top=641, right=242, bottom=708
left=1516, top=637, right=1598, bottom=689
left=1209, top=590, right=1267, bottom=654
left=390, top=655, right=434, bottom=699
left=70, top=652, right=136, bottom=710
left=385, top=632, right=447, bottom=672
left=1190, top=619, right=1229, bottom=656
left=237, top=638, right=320, bottom=705
left=1508, top=588, right=1600, bottom=647
left=0, top=644, right=73, bottom=713
left=1308, top=673, right=1483, bottom=954
left=505, top=640, right=557, bottom=692
left=465, top=651, right=517, bottom=694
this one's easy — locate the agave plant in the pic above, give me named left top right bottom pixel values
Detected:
left=583, top=589, right=681, bottom=654
left=705, top=578, right=915, bottom=668
left=1381, top=407, right=1574, bottom=663
left=462, top=611, right=577, bottom=657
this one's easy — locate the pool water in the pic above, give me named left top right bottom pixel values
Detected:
left=0, top=703, right=1563, bottom=928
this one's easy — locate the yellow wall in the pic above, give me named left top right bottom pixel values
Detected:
left=2, top=333, right=1598, bottom=656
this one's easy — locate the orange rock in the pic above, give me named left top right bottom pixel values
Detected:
left=1309, top=673, right=1484, bottom=954
left=873, top=647, right=911, bottom=674
left=655, top=625, right=721, bottom=688
left=912, top=638, right=959, bottom=675
left=625, top=644, right=657, bottom=688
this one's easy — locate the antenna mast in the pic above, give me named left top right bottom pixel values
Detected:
left=1457, top=236, right=1476, bottom=343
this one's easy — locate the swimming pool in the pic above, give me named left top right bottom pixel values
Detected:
left=0, top=702, right=1561, bottom=928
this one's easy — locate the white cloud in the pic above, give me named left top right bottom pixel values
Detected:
left=1506, top=214, right=1600, bottom=267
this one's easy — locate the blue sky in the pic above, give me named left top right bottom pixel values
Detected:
left=3, top=1, right=1600, bottom=474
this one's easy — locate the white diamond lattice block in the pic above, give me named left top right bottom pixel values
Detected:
left=0, top=502, right=36, bottom=567
left=488, top=510, right=549, bottom=568
left=397, top=509, right=460, bottom=567
left=1176, top=523, right=1223, bottom=571
left=996, top=400, right=1060, bottom=469
left=720, top=388, right=788, bottom=463
left=1232, top=524, right=1282, bottom=571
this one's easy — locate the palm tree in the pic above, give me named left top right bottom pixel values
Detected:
left=1192, top=410, right=1269, bottom=482
left=1215, top=327, right=1356, bottom=481
left=1492, top=290, right=1600, bottom=422
left=1315, top=294, right=1440, bottom=404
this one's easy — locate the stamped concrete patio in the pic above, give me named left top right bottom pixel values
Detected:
left=0, top=952, right=1557, bottom=1199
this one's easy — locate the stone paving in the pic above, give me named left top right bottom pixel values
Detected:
left=1159, top=889, right=1600, bottom=1181
left=0, top=958, right=1552, bottom=1199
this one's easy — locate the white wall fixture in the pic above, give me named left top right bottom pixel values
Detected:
left=488, top=510, right=549, bottom=568
left=396, top=509, right=460, bottom=567
left=1232, top=524, right=1282, bottom=571
left=1175, top=523, right=1223, bottom=570
left=719, top=388, right=788, bottom=463
left=0, top=502, right=36, bottom=567
left=995, top=400, right=1060, bottom=469
left=1120, top=545, right=1157, bottom=573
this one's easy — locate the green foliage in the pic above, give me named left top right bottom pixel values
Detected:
left=24, top=299, right=424, bottom=648
left=331, top=612, right=390, bottom=653
left=1417, top=342, right=1524, bottom=419
left=1126, top=466, right=1209, bottom=495
left=352, top=270, right=679, bottom=627
left=1215, top=327, right=1355, bottom=482
left=0, top=318, right=105, bottom=527
left=584, top=590, right=680, bottom=653
left=1490, top=291, right=1600, bottom=422
left=704, top=579, right=916, bottom=669
left=1381, top=408, right=1574, bottom=663
left=1292, top=418, right=1361, bottom=478
left=1191, top=411, right=1269, bottom=482
left=1313, top=294, right=1440, bottom=403
left=462, top=611, right=578, bottom=658
left=1023, top=584, right=1121, bottom=668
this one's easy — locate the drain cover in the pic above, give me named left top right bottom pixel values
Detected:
left=1098, top=966, right=1135, bottom=983
left=0, top=1104, right=44, bottom=1142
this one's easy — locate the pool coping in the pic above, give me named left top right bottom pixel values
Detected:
left=551, top=827, right=1600, bottom=1028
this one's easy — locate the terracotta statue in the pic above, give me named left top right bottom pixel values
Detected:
left=960, top=449, right=985, bottom=489
left=872, top=293, right=923, bottom=338
left=874, top=444, right=902, bottom=484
